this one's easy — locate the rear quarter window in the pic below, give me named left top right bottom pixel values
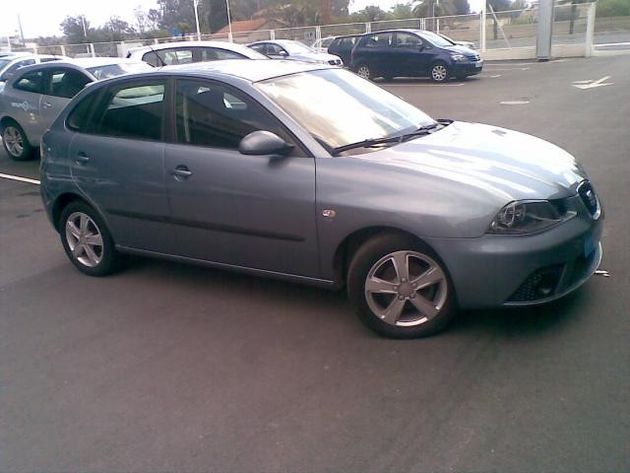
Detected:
left=67, top=91, right=98, bottom=132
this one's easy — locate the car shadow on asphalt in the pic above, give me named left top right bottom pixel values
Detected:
left=452, top=289, right=587, bottom=339
left=125, top=255, right=586, bottom=340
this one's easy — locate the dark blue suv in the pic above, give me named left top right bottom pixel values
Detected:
left=350, top=29, right=483, bottom=82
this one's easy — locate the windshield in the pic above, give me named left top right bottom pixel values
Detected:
left=280, top=41, right=314, bottom=54
left=256, top=68, right=435, bottom=151
left=421, top=31, right=456, bottom=48
left=86, top=62, right=153, bottom=80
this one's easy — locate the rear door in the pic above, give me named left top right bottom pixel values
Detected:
left=164, top=78, right=319, bottom=277
left=5, top=68, right=46, bottom=146
left=39, top=67, right=92, bottom=132
left=69, top=78, right=175, bottom=253
left=358, top=32, right=393, bottom=75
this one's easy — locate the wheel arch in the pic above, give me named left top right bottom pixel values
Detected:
left=51, top=193, right=90, bottom=232
left=332, top=226, right=431, bottom=287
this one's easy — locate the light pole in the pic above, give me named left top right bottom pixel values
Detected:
left=225, top=0, right=233, bottom=42
left=81, top=15, right=88, bottom=40
left=193, top=0, right=201, bottom=40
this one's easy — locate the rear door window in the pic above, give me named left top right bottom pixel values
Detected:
left=364, top=33, right=393, bottom=48
left=13, top=70, right=46, bottom=94
left=93, top=81, right=166, bottom=141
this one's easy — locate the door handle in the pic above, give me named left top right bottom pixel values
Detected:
left=172, top=165, right=193, bottom=180
left=75, top=152, right=90, bottom=165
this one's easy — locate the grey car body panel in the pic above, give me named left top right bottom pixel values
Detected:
left=41, top=62, right=602, bottom=308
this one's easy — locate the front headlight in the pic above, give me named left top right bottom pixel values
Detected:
left=451, top=54, right=466, bottom=61
left=488, top=200, right=575, bottom=234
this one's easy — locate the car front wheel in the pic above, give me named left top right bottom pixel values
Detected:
left=348, top=234, right=457, bottom=338
left=430, top=62, right=450, bottom=82
left=1, top=121, right=33, bottom=161
left=59, top=201, right=122, bottom=277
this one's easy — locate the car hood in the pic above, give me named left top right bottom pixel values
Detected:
left=358, top=121, right=586, bottom=203
left=443, top=45, right=477, bottom=55
left=293, top=52, right=341, bottom=63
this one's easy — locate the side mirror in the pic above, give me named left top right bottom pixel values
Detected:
left=239, top=130, right=293, bottom=157
left=417, top=44, right=425, bottom=52
left=278, top=50, right=289, bottom=57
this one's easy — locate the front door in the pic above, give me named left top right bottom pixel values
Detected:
left=69, top=79, right=175, bottom=253
left=392, top=32, right=430, bottom=77
left=164, top=78, right=319, bottom=277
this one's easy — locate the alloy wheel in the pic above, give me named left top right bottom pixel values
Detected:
left=65, top=212, right=104, bottom=268
left=364, top=250, right=448, bottom=327
left=3, top=126, right=24, bottom=158
left=357, top=65, right=371, bottom=80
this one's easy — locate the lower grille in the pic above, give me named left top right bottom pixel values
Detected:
left=508, top=265, right=564, bottom=302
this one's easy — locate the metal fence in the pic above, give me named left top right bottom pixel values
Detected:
left=2, top=4, right=627, bottom=59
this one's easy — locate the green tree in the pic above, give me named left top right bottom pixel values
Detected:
left=390, top=3, right=414, bottom=19
left=596, top=0, right=630, bottom=17
left=60, top=15, right=91, bottom=43
left=351, top=5, right=391, bottom=22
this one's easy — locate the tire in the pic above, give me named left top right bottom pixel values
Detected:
left=430, top=62, right=450, bottom=83
left=59, top=201, right=123, bottom=277
left=1, top=120, right=33, bottom=161
left=356, top=64, right=372, bottom=81
left=347, top=234, right=457, bottom=339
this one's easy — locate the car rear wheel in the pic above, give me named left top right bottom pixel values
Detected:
left=430, top=62, right=450, bottom=83
left=59, top=201, right=123, bottom=277
left=348, top=234, right=457, bottom=338
left=356, top=64, right=372, bottom=80
left=1, top=121, right=33, bottom=161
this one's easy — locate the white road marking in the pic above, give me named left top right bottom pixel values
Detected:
left=482, top=67, right=530, bottom=71
left=385, top=83, right=465, bottom=87
left=596, top=42, right=630, bottom=47
left=0, top=172, right=41, bottom=185
left=500, top=100, right=530, bottom=105
left=572, top=76, right=613, bottom=90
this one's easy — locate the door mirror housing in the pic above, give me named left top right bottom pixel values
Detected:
left=239, top=130, right=293, bottom=157
left=417, top=44, right=425, bottom=51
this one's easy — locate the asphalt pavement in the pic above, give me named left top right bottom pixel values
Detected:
left=1, top=55, right=629, bottom=472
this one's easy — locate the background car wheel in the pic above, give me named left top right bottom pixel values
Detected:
left=1, top=120, right=33, bottom=161
left=356, top=64, right=372, bottom=80
left=59, top=201, right=123, bottom=277
left=430, top=62, right=450, bottom=83
left=347, top=233, right=457, bottom=338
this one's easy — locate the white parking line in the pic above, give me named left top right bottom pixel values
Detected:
left=385, top=83, right=465, bottom=87
left=482, top=67, right=530, bottom=71
left=500, top=100, right=530, bottom=105
left=0, top=172, right=41, bottom=185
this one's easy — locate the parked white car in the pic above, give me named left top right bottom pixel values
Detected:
left=248, top=40, right=344, bottom=65
left=126, top=41, right=266, bottom=67
left=0, top=53, right=67, bottom=83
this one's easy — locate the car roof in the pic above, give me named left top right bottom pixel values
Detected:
left=70, top=57, right=147, bottom=68
left=161, top=59, right=332, bottom=83
left=128, top=40, right=255, bottom=53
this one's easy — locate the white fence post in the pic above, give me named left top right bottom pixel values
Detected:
left=89, top=43, right=96, bottom=57
left=365, top=22, right=371, bottom=33
left=585, top=2, right=596, bottom=57
left=270, top=29, right=275, bottom=40
left=60, top=44, right=66, bottom=56
left=480, top=9, right=487, bottom=52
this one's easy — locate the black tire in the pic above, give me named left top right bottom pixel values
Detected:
left=429, top=62, right=451, bottom=83
left=1, top=120, right=34, bottom=161
left=347, top=233, right=457, bottom=339
left=59, top=201, right=123, bottom=277
left=355, top=64, right=372, bottom=81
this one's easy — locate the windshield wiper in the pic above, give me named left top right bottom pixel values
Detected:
left=332, top=119, right=453, bottom=156
left=332, top=135, right=403, bottom=155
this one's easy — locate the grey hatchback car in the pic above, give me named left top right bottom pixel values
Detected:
left=40, top=61, right=603, bottom=338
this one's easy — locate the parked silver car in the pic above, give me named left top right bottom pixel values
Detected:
left=40, top=61, right=603, bottom=338
left=0, top=57, right=151, bottom=160
left=0, top=53, right=66, bottom=84
left=126, top=40, right=266, bottom=67
left=248, top=40, right=343, bottom=65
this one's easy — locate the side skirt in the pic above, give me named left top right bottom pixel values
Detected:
left=116, top=245, right=339, bottom=290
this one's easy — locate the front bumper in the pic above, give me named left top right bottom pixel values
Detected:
left=452, top=61, right=483, bottom=76
left=426, top=212, right=603, bottom=309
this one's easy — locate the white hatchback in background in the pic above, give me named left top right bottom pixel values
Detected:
left=125, top=40, right=267, bottom=67
left=0, top=53, right=68, bottom=84
left=248, top=39, right=344, bottom=65
left=0, top=57, right=152, bottom=160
